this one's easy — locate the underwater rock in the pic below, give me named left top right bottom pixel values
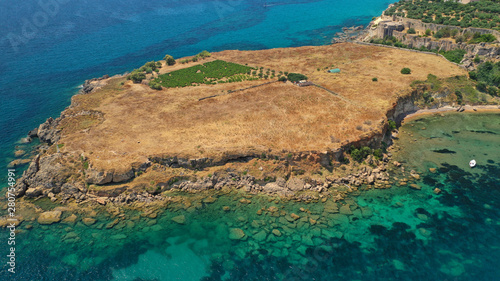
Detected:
left=330, top=214, right=349, bottom=225
left=62, top=214, right=78, bottom=224
left=203, top=196, right=217, bottom=203
left=14, top=150, right=26, bottom=157
left=105, top=219, right=119, bottom=229
left=433, top=188, right=442, bottom=194
left=440, top=260, right=465, bottom=277
left=410, top=184, right=421, bottom=190
left=82, top=218, right=96, bottom=226
left=419, top=228, right=431, bottom=237
left=229, top=228, right=246, bottom=240
left=393, top=259, right=406, bottom=271
left=339, top=204, right=353, bottom=215
left=7, top=159, right=31, bottom=168
left=253, top=230, right=267, bottom=242
left=324, top=201, right=339, bottom=213
left=171, top=215, right=186, bottom=224
left=38, top=210, right=62, bottom=225
left=272, top=229, right=282, bottom=237
left=429, top=168, right=437, bottom=173
left=361, top=207, right=373, bottom=218
left=268, top=206, right=278, bottom=213
left=239, top=198, right=251, bottom=204
left=301, top=234, right=314, bottom=246
left=111, top=234, right=127, bottom=240
left=63, top=232, right=79, bottom=240
left=0, top=216, right=22, bottom=227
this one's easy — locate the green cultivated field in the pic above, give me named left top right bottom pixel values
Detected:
left=154, top=60, right=259, bottom=88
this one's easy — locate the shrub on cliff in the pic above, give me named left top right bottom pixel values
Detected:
left=407, top=28, right=416, bottom=34
left=468, top=33, right=497, bottom=44
left=128, top=71, right=146, bottom=83
left=401, top=68, right=411, bottom=75
left=349, top=146, right=372, bottom=163
left=198, top=50, right=211, bottom=58
left=388, top=120, right=396, bottom=131
left=164, top=55, right=176, bottom=66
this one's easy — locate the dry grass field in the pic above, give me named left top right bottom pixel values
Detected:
left=59, top=43, right=466, bottom=171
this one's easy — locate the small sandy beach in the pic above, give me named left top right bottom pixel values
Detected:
left=403, top=104, right=500, bottom=122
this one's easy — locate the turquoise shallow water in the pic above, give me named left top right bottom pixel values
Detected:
left=0, top=112, right=499, bottom=280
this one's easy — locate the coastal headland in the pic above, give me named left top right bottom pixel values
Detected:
left=8, top=41, right=478, bottom=212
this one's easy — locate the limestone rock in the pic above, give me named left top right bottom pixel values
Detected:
left=86, top=168, right=113, bottom=185
left=272, top=229, right=282, bottom=237
left=253, top=230, right=267, bottom=242
left=286, top=177, right=305, bottom=191
left=111, top=234, right=127, bottom=240
left=171, top=215, right=186, bottom=224
left=228, top=228, right=246, bottom=240
left=82, top=218, right=96, bottom=226
left=25, top=186, right=44, bottom=197
left=37, top=117, right=61, bottom=145
left=203, top=196, right=217, bottom=203
left=62, top=214, right=78, bottom=224
left=262, top=183, right=284, bottom=193
left=410, top=184, right=421, bottom=190
left=38, top=211, right=62, bottom=225
left=339, top=204, right=353, bottom=215
left=367, top=175, right=375, bottom=184
left=361, top=207, right=373, bottom=218
left=324, top=201, right=339, bottom=213
left=7, top=159, right=31, bottom=168
left=96, top=197, right=107, bottom=205
left=112, top=168, right=134, bottom=183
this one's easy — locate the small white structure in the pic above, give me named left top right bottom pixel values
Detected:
left=469, top=159, right=476, bottom=168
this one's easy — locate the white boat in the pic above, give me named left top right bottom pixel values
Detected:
left=469, top=160, right=476, bottom=168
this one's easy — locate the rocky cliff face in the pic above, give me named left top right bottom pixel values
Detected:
left=366, top=17, right=500, bottom=71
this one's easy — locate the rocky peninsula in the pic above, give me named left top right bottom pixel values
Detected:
left=5, top=41, right=485, bottom=220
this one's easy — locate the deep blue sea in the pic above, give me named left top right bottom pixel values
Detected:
left=2, top=1, right=500, bottom=280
